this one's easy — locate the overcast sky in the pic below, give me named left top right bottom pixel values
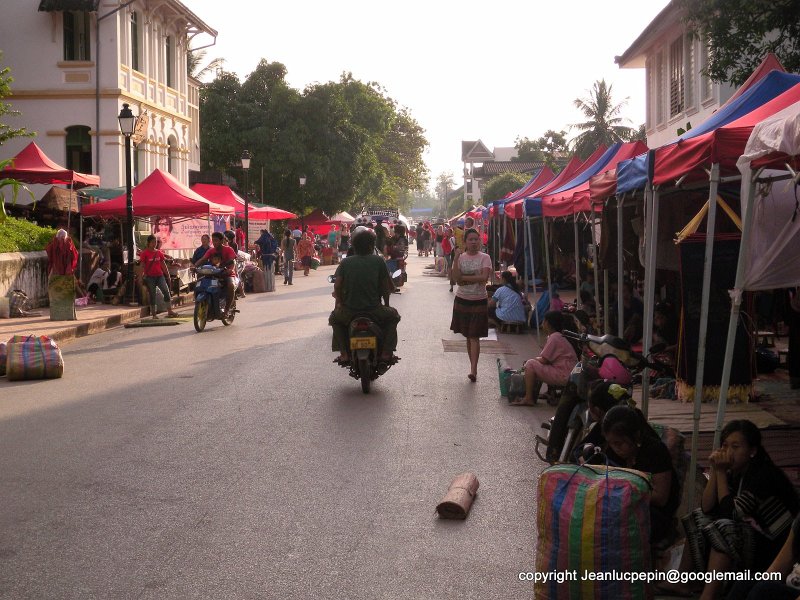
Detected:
left=188, top=0, right=670, bottom=190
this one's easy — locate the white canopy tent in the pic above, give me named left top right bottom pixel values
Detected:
left=716, top=101, right=800, bottom=445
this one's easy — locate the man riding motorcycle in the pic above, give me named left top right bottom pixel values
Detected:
left=329, top=227, right=400, bottom=365
left=192, top=231, right=237, bottom=316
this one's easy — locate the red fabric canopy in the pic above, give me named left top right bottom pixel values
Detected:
left=503, top=166, right=556, bottom=218
left=539, top=145, right=615, bottom=216
left=2, top=142, right=100, bottom=187
left=505, top=157, right=584, bottom=219
left=288, top=208, right=331, bottom=235
left=82, top=169, right=233, bottom=217
left=589, top=168, right=619, bottom=204
left=191, top=183, right=248, bottom=209
left=570, top=142, right=648, bottom=213
left=245, top=206, right=297, bottom=220
left=653, top=83, right=800, bottom=186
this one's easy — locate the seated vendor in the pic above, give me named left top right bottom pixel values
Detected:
left=611, top=280, right=644, bottom=344
left=488, top=271, right=526, bottom=326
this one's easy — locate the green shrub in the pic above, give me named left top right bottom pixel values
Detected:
left=0, top=216, right=57, bottom=253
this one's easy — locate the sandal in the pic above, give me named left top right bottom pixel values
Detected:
left=509, top=399, right=537, bottom=406
left=467, top=374, right=477, bottom=382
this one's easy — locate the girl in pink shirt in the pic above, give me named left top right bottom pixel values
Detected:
left=510, top=310, right=577, bottom=406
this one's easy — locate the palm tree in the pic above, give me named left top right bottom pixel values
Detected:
left=569, top=79, right=636, bottom=159
left=187, top=49, right=225, bottom=81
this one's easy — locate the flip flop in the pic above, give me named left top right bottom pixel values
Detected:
left=509, top=399, right=537, bottom=406
left=467, top=374, right=477, bottom=382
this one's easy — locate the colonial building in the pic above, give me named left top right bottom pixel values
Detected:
left=1, top=0, right=216, bottom=195
left=461, top=140, right=542, bottom=204
left=615, top=0, right=735, bottom=149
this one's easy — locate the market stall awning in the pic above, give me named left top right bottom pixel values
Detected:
left=190, top=183, right=251, bottom=210
left=81, top=169, right=233, bottom=217
left=244, top=206, right=297, bottom=220
left=505, top=156, right=585, bottom=219
left=2, top=141, right=100, bottom=187
left=326, top=211, right=355, bottom=224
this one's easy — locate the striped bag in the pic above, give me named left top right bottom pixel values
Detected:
left=5, top=335, right=64, bottom=381
left=535, top=463, right=652, bottom=600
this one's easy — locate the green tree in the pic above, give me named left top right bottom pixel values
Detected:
left=515, top=129, right=569, bottom=172
left=679, top=0, right=800, bottom=86
left=482, top=172, right=529, bottom=203
left=187, top=48, right=225, bottom=81
left=569, top=79, right=636, bottom=159
left=0, top=54, right=35, bottom=222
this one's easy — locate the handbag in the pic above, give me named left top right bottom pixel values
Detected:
left=6, top=334, right=64, bottom=381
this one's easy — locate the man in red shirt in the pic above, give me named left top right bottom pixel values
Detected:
left=193, top=231, right=237, bottom=315
left=138, top=234, right=179, bottom=318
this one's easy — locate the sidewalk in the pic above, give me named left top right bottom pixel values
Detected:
left=0, top=302, right=185, bottom=346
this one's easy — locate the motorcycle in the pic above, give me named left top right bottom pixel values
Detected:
left=328, top=271, right=401, bottom=393
left=534, top=330, right=670, bottom=464
left=193, top=264, right=238, bottom=332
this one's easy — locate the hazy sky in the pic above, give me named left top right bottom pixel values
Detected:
left=188, top=0, right=670, bottom=190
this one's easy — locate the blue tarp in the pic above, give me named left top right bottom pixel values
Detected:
left=616, top=70, right=800, bottom=194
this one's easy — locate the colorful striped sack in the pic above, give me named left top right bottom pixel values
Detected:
left=5, top=335, right=64, bottom=381
left=535, top=463, right=652, bottom=600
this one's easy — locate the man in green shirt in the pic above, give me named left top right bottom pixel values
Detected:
left=329, top=227, right=400, bottom=363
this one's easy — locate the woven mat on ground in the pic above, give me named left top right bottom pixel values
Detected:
left=441, top=339, right=516, bottom=354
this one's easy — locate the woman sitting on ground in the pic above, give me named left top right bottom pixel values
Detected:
left=510, top=310, right=576, bottom=406
left=658, top=419, right=799, bottom=599
left=602, top=405, right=681, bottom=549
left=488, top=271, right=526, bottom=327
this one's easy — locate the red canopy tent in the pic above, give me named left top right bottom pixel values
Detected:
left=538, top=145, right=613, bottom=216
left=288, top=208, right=331, bottom=235
left=190, top=183, right=248, bottom=210
left=505, top=156, right=584, bottom=219
left=2, top=141, right=100, bottom=187
left=245, top=206, right=297, bottom=220
left=82, top=169, right=233, bottom=217
left=568, top=141, right=649, bottom=213
left=503, top=166, right=556, bottom=218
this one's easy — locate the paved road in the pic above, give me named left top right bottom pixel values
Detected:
left=0, top=254, right=550, bottom=599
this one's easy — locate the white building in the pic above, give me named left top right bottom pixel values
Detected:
left=615, top=0, right=735, bottom=149
left=0, top=0, right=216, bottom=194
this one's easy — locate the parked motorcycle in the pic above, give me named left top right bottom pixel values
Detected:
left=328, top=272, right=401, bottom=393
left=534, top=330, right=669, bottom=464
left=193, top=264, right=238, bottom=332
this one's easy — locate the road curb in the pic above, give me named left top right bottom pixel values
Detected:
left=46, top=306, right=152, bottom=345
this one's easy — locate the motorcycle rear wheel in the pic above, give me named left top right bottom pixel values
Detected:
left=221, top=298, right=235, bottom=326
left=359, top=358, right=371, bottom=394
left=194, top=300, right=208, bottom=332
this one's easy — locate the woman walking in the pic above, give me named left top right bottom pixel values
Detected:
left=139, top=234, right=178, bottom=319
left=450, top=228, right=492, bottom=382
left=297, top=233, right=315, bottom=276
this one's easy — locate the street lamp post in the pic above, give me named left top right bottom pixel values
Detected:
left=299, top=175, right=306, bottom=230
left=241, top=150, right=251, bottom=249
left=118, top=103, right=136, bottom=305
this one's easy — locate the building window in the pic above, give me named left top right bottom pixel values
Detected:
left=645, top=57, right=653, bottom=129
left=684, top=36, right=696, bottom=112
left=65, top=126, right=92, bottom=173
left=130, top=11, right=140, bottom=71
left=133, top=145, right=141, bottom=185
left=167, top=137, right=178, bottom=176
left=669, top=36, right=685, bottom=117
left=63, top=11, right=91, bottom=61
left=165, top=35, right=174, bottom=88
left=700, top=36, right=713, bottom=102
left=655, top=51, right=665, bottom=125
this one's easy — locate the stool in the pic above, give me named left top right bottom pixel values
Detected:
left=498, top=321, right=525, bottom=334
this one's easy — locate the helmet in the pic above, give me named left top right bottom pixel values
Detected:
left=598, top=355, right=632, bottom=385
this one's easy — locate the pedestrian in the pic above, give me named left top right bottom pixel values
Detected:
left=224, top=230, right=239, bottom=255
left=327, top=224, right=339, bottom=252
left=138, top=234, right=178, bottom=319
left=450, top=228, right=492, bottom=382
left=281, top=229, right=296, bottom=285
left=297, top=233, right=315, bottom=276
left=235, top=224, right=246, bottom=250
left=292, top=225, right=302, bottom=241
left=192, top=234, right=211, bottom=265
left=254, top=229, right=278, bottom=272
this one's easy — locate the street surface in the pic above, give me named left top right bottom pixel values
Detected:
left=0, top=254, right=550, bottom=599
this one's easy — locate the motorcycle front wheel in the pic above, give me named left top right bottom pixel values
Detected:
left=359, top=357, right=371, bottom=394
left=194, top=300, right=208, bottom=332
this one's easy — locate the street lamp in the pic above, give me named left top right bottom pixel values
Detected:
left=118, top=103, right=136, bottom=305
left=241, top=150, right=251, bottom=249
left=299, top=175, right=306, bottom=230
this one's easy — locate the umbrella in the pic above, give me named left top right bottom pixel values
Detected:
left=242, top=205, right=297, bottom=220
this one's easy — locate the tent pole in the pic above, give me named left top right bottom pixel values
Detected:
left=616, top=195, right=625, bottom=338
left=603, top=269, right=610, bottom=334
left=641, top=186, right=660, bottom=417
left=688, top=162, right=721, bottom=510
left=574, top=216, right=581, bottom=309
left=526, top=211, right=540, bottom=340
left=79, top=210, right=84, bottom=283
left=543, top=217, right=553, bottom=300
left=590, top=210, right=601, bottom=322
left=714, top=168, right=759, bottom=448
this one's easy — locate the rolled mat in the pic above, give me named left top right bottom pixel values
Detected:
left=436, top=472, right=479, bottom=519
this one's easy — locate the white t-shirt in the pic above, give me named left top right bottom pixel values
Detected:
left=456, top=252, right=492, bottom=300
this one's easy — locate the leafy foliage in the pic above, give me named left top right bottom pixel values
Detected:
left=482, top=172, right=529, bottom=203
left=187, top=49, right=225, bottom=81
left=515, top=130, right=569, bottom=172
left=569, top=79, right=636, bottom=160
left=679, top=0, right=800, bottom=86
left=0, top=53, right=33, bottom=148
left=200, top=64, right=429, bottom=217
left=0, top=216, right=56, bottom=253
